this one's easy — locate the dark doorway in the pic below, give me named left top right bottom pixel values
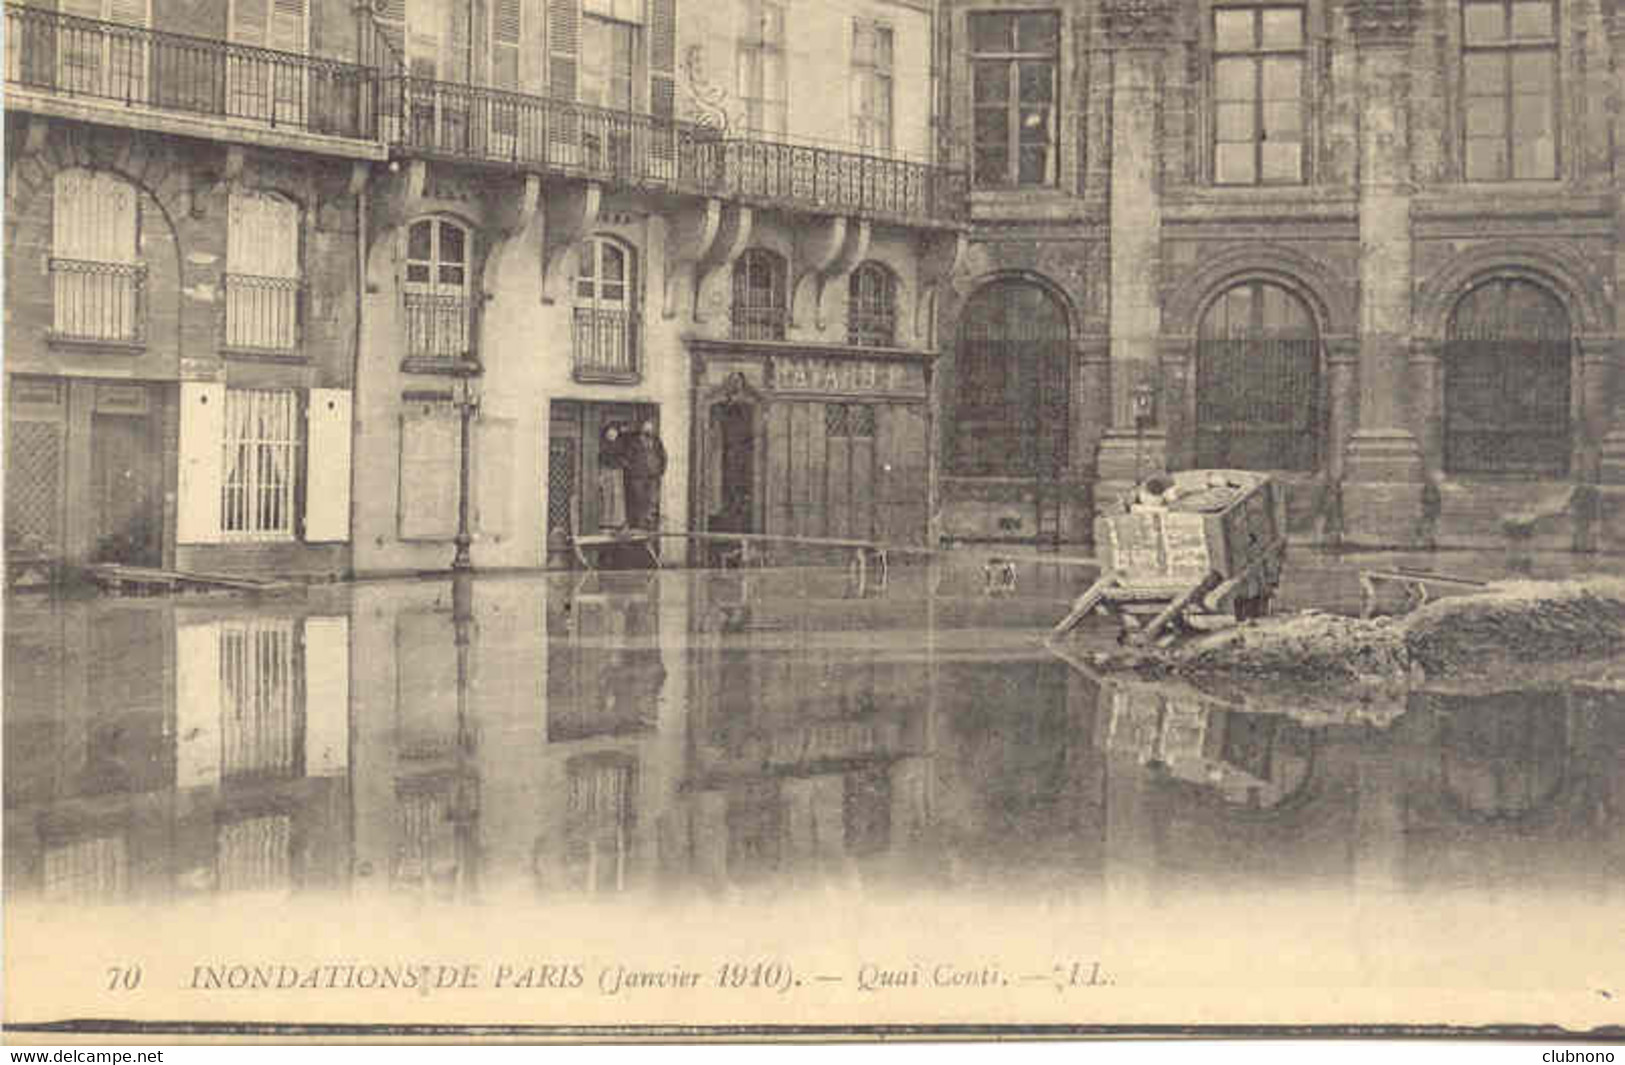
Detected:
left=713, top=401, right=756, bottom=535
left=89, top=385, right=161, bottom=567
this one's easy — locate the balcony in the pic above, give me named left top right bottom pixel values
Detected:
left=48, top=258, right=145, bottom=348
left=224, top=274, right=302, bottom=355
left=571, top=307, right=640, bottom=383
left=381, top=76, right=968, bottom=225
left=5, top=5, right=383, bottom=152
left=401, top=291, right=475, bottom=373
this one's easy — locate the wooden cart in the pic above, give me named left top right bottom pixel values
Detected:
left=1052, top=470, right=1288, bottom=645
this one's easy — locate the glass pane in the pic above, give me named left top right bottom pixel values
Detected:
left=974, top=147, right=1008, bottom=185
left=1260, top=7, right=1302, bottom=48
left=1015, top=13, right=1058, bottom=54
left=1511, top=51, right=1553, bottom=95
left=439, top=222, right=465, bottom=265
left=973, top=62, right=1009, bottom=102
left=1261, top=56, right=1300, bottom=100
left=1512, top=136, right=1556, bottom=180
left=439, top=264, right=465, bottom=287
left=577, top=279, right=596, bottom=300
left=974, top=107, right=1009, bottom=144
left=875, top=28, right=893, bottom=68
left=1215, top=142, right=1256, bottom=184
left=1216, top=101, right=1256, bottom=141
left=1463, top=52, right=1505, bottom=97
left=1510, top=1, right=1553, bottom=39
left=1017, top=144, right=1050, bottom=185
left=1214, top=9, right=1254, bottom=52
left=1465, top=96, right=1507, bottom=138
left=612, top=24, right=635, bottom=71
left=1512, top=96, right=1556, bottom=177
left=601, top=243, right=625, bottom=282
left=969, top=13, right=1011, bottom=54
left=761, top=52, right=783, bottom=96
left=1465, top=136, right=1508, bottom=181
left=1018, top=60, right=1053, bottom=103
left=578, top=245, right=597, bottom=279
left=407, top=220, right=432, bottom=261
left=1260, top=141, right=1301, bottom=182
left=1463, top=1, right=1505, bottom=43
left=1018, top=107, right=1051, bottom=143
left=1215, top=57, right=1255, bottom=101
left=602, top=282, right=625, bottom=304
left=406, top=263, right=430, bottom=284
left=1263, top=100, right=1302, bottom=138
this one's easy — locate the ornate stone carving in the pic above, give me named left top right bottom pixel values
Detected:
left=1344, top=0, right=1421, bottom=45
left=681, top=44, right=733, bottom=133
left=1101, top=0, right=1177, bottom=44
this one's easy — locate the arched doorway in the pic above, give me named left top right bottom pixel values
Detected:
left=1444, top=277, right=1572, bottom=477
left=1195, top=280, right=1321, bottom=471
left=953, top=280, right=1071, bottom=480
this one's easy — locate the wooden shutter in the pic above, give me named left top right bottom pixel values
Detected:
left=548, top=0, right=578, bottom=99
left=492, top=0, right=521, bottom=89
left=304, top=388, right=352, bottom=542
left=446, top=0, right=470, bottom=83
left=851, top=19, right=874, bottom=145
left=53, top=172, right=137, bottom=264
left=398, top=407, right=460, bottom=540
left=648, top=0, right=675, bottom=119
left=175, top=622, right=223, bottom=790
left=302, top=616, right=350, bottom=777
left=177, top=381, right=225, bottom=543
left=106, top=0, right=148, bottom=26
left=231, top=0, right=271, bottom=45
left=269, top=0, right=306, bottom=52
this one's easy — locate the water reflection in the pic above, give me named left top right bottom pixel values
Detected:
left=5, top=567, right=1623, bottom=911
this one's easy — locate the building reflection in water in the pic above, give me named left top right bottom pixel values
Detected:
left=4, top=568, right=1623, bottom=911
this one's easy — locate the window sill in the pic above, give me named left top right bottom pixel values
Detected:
left=572, top=369, right=643, bottom=386
left=46, top=333, right=146, bottom=356
left=400, top=356, right=481, bottom=376
left=222, top=346, right=308, bottom=364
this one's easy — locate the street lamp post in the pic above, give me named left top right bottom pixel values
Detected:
left=452, top=370, right=480, bottom=572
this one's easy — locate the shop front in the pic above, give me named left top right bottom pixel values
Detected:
left=689, top=342, right=934, bottom=554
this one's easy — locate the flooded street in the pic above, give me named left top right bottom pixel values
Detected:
left=6, top=552, right=1625, bottom=1029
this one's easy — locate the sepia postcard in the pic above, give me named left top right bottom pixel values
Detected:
left=4, top=0, right=1625, bottom=1044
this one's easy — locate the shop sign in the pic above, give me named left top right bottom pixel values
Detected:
left=770, top=356, right=922, bottom=397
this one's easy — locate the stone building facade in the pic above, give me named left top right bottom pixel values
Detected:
left=936, top=0, right=1625, bottom=551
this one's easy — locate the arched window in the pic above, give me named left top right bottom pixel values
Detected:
left=50, top=169, right=142, bottom=342
left=847, top=262, right=897, bottom=348
left=953, top=280, right=1070, bottom=477
left=1444, top=277, right=1570, bottom=476
left=403, top=217, right=472, bottom=363
left=732, top=249, right=787, bottom=340
left=574, top=237, right=639, bottom=381
left=226, top=189, right=301, bottom=351
left=1195, top=280, right=1320, bottom=470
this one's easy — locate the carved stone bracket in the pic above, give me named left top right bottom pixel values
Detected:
left=682, top=201, right=753, bottom=323
left=1102, top=0, right=1178, bottom=45
left=793, top=216, right=871, bottom=332
left=914, top=230, right=969, bottom=347
left=481, top=171, right=541, bottom=300
left=368, top=158, right=427, bottom=260
left=1344, top=0, right=1421, bottom=46
left=662, top=198, right=722, bottom=319
left=539, top=180, right=602, bottom=304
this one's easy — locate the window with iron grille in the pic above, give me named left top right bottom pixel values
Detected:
left=847, top=262, right=897, bottom=348
left=852, top=20, right=894, bottom=153
left=57, top=0, right=151, bottom=103
left=226, top=188, right=301, bottom=351
left=1195, top=280, right=1320, bottom=471
left=574, top=237, right=640, bottom=381
left=953, top=280, right=1070, bottom=477
left=1462, top=0, right=1558, bottom=181
left=44, top=836, right=128, bottom=903
left=969, top=11, right=1059, bottom=188
left=737, top=0, right=787, bottom=136
left=564, top=754, right=636, bottom=893
left=404, top=217, right=472, bottom=362
left=216, top=814, right=292, bottom=894
left=219, top=618, right=298, bottom=783
left=50, top=169, right=144, bottom=342
left=1212, top=4, right=1306, bottom=186
left=732, top=249, right=788, bottom=340
left=228, top=0, right=309, bottom=126
left=221, top=388, right=300, bottom=540
left=825, top=403, right=876, bottom=438
left=1444, top=277, right=1571, bottom=477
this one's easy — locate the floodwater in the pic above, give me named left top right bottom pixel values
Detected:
left=5, top=551, right=1624, bottom=1030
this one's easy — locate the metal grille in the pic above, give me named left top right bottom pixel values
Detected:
left=548, top=437, right=577, bottom=535
left=825, top=403, right=875, bottom=438
left=224, top=273, right=300, bottom=350
left=220, top=620, right=297, bottom=783
left=50, top=258, right=145, bottom=341
left=402, top=292, right=471, bottom=361
left=221, top=389, right=299, bottom=539
left=731, top=250, right=788, bottom=340
left=8, top=421, right=63, bottom=553
left=44, top=836, right=127, bottom=903
left=847, top=263, right=897, bottom=347
left=395, top=785, right=454, bottom=890
left=571, top=308, right=639, bottom=380
left=216, top=815, right=292, bottom=894
left=566, top=757, right=633, bottom=894
left=954, top=281, right=1070, bottom=477
left=1195, top=339, right=1320, bottom=470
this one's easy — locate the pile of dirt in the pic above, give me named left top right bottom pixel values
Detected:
left=1077, top=578, right=1625, bottom=689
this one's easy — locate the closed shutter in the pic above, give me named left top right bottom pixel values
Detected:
left=302, top=616, right=350, bottom=777
left=232, top=0, right=271, bottom=46
left=304, top=388, right=352, bottom=542
left=175, top=622, right=223, bottom=790
left=446, top=0, right=470, bottom=84
left=851, top=19, right=874, bottom=147
left=492, top=0, right=521, bottom=89
left=177, top=381, right=225, bottom=544
left=53, top=171, right=137, bottom=264
left=549, top=0, right=579, bottom=98
left=648, top=0, right=675, bottom=177
left=269, top=0, right=306, bottom=52
left=398, top=407, right=460, bottom=540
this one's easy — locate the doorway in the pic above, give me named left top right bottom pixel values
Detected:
left=89, top=383, right=161, bottom=567
left=547, top=400, right=659, bottom=546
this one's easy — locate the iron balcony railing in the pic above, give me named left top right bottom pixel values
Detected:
left=49, top=258, right=146, bottom=343
left=381, top=75, right=969, bottom=223
left=224, top=273, right=302, bottom=351
left=402, top=291, right=473, bottom=366
left=571, top=307, right=641, bottom=383
left=731, top=302, right=789, bottom=342
left=5, top=5, right=380, bottom=140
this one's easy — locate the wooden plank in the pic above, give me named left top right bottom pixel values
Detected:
left=765, top=403, right=791, bottom=537
left=789, top=401, right=814, bottom=541
left=827, top=416, right=851, bottom=540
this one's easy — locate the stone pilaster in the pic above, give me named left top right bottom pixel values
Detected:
left=1340, top=0, right=1426, bottom=546
left=1407, top=336, right=1444, bottom=479
left=1157, top=334, right=1195, bottom=471
left=1322, top=334, right=1360, bottom=544
left=1576, top=334, right=1616, bottom=483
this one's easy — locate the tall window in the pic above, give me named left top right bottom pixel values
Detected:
left=1212, top=4, right=1305, bottom=186
left=574, top=237, right=639, bottom=381
left=954, top=280, right=1070, bottom=477
left=219, top=619, right=298, bottom=782
left=852, top=21, right=894, bottom=152
left=50, top=169, right=142, bottom=342
left=1444, top=278, right=1571, bottom=476
left=732, top=249, right=788, bottom=340
left=847, top=262, right=897, bottom=347
left=221, top=388, right=300, bottom=540
left=57, top=0, right=150, bottom=102
left=226, top=189, right=301, bottom=351
left=1195, top=280, right=1320, bottom=470
left=403, top=217, right=471, bottom=362
left=969, top=11, right=1058, bottom=188
left=737, top=0, right=787, bottom=136
left=1462, top=0, right=1557, bottom=181
left=228, top=0, right=308, bottom=125
left=581, top=8, right=638, bottom=110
